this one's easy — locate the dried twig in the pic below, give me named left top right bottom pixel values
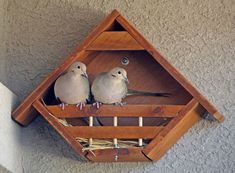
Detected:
left=76, top=137, right=146, bottom=151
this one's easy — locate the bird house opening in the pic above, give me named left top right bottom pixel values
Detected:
left=43, top=50, right=193, bottom=106
left=37, top=48, right=195, bottom=160
left=41, top=50, right=193, bottom=127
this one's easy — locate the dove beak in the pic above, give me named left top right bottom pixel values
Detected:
left=124, top=76, right=129, bottom=83
left=82, top=71, right=88, bottom=78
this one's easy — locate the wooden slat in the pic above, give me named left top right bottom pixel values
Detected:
left=86, top=148, right=150, bottom=162
left=32, top=100, right=88, bottom=160
left=116, top=15, right=224, bottom=122
left=46, top=104, right=184, bottom=118
left=11, top=10, right=120, bottom=126
left=86, top=31, right=144, bottom=50
left=67, top=126, right=163, bottom=139
left=143, top=99, right=206, bottom=160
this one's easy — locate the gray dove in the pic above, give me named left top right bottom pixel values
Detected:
left=54, top=61, right=89, bottom=110
left=91, top=67, right=170, bottom=108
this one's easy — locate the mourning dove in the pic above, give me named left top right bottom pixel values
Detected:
left=91, top=67, right=170, bottom=108
left=54, top=61, right=90, bottom=110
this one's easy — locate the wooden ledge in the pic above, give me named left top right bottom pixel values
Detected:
left=46, top=104, right=184, bottom=118
left=67, top=126, right=163, bottom=139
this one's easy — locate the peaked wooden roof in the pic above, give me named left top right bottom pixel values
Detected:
left=12, top=9, right=224, bottom=126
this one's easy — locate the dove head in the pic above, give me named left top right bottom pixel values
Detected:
left=67, top=61, right=88, bottom=78
left=109, top=67, right=129, bottom=83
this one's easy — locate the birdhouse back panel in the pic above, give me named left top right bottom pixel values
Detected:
left=85, top=50, right=193, bottom=105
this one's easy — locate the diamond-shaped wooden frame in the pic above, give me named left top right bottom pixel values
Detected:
left=12, top=10, right=224, bottom=162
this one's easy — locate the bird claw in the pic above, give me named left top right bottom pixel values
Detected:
left=59, top=103, right=68, bottom=110
left=92, top=102, right=102, bottom=109
left=76, top=102, right=86, bottom=110
left=114, top=102, right=127, bottom=106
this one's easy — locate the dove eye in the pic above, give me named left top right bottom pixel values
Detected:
left=118, top=71, right=121, bottom=74
left=77, top=66, right=80, bottom=69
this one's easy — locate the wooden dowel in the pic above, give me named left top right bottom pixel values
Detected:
left=113, top=116, right=118, bottom=147
left=138, top=116, right=143, bottom=146
left=89, top=116, right=93, bottom=146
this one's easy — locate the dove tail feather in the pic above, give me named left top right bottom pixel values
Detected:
left=127, top=89, right=171, bottom=97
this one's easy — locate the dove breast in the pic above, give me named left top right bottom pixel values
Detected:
left=54, top=72, right=90, bottom=104
left=91, top=72, right=128, bottom=104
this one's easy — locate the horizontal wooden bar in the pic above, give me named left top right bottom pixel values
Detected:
left=86, top=31, right=144, bottom=50
left=46, top=104, right=184, bottom=118
left=67, top=126, right=163, bottom=139
left=87, top=148, right=150, bottom=162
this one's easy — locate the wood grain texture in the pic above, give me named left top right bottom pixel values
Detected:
left=86, top=31, right=144, bottom=50
left=32, top=100, right=88, bottom=160
left=86, top=148, right=150, bottom=162
left=67, top=126, right=163, bottom=139
left=143, top=99, right=206, bottom=160
left=46, top=104, right=184, bottom=118
left=116, top=14, right=224, bottom=122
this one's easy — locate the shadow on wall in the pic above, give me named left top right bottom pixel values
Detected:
left=4, top=0, right=105, bottom=101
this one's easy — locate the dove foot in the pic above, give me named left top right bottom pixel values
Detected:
left=76, top=102, right=86, bottom=110
left=59, top=103, right=68, bottom=110
left=114, top=102, right=127, bottom=106
left=92, top=102, right=102, bottom=109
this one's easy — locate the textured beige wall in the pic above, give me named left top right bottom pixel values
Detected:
left=0, top=0, right=6, bottom=83
left=0, top=0, right=234, bottom=172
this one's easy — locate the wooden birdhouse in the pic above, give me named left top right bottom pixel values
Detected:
left=12, top=9, right=224, bottom=162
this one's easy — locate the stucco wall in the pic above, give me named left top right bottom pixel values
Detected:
left=0, top=0, right=234, bottom=172
left=0, top=0, right=6, bottom=83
